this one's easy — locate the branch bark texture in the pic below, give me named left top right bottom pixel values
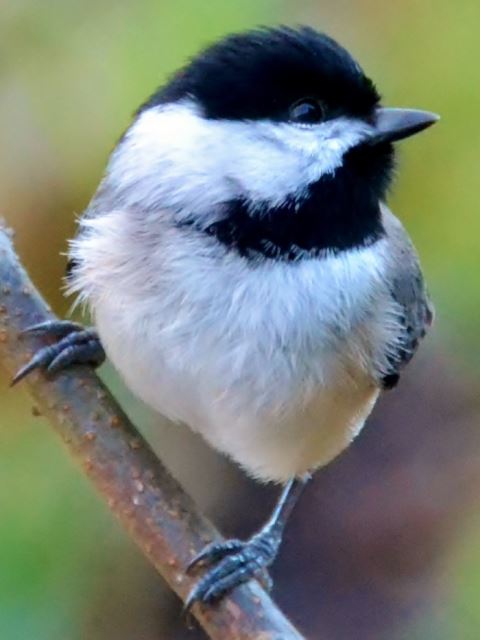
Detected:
left=0, top=223, right=304, bottom=640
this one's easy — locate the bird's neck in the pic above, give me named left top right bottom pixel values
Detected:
left=181, top=171, right=385, bottom=261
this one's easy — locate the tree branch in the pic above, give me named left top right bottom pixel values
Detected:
left=0, top=223, right=304, bottom=640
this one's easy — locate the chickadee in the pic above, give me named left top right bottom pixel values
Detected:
left=14, top=26, right=437, bottom=608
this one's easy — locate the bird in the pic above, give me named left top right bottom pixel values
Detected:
left=13, top=26, right=437, bottom=609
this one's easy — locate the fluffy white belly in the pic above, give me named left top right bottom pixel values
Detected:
left=96, top=298, right=378, bottom=482
left=72, top=216, right=394, bottom=482
left=190, top=376, right=379, bottom=482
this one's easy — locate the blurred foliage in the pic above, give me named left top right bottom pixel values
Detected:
left=1, top=1, right=480, bottom=639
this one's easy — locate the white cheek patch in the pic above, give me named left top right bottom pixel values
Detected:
left=104, top=100, right=373, bottom=223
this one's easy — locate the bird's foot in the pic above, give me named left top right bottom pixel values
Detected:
left=11, top=320, right=105, bottom=385
left=185, top=529, right=281, bottom=611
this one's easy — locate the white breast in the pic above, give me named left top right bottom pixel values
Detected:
left=69, top=210, right=400, bottom=482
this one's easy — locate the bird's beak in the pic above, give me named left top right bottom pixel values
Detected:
left=368, top=108, right=440, bottom=145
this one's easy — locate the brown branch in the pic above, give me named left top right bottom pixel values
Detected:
left=0, top=223, right=305, bottom=640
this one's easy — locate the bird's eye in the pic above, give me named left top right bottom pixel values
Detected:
left=289, top=99, right=326, bottom=124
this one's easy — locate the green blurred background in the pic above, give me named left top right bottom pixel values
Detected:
left=1, top=1, right=480, bottom=639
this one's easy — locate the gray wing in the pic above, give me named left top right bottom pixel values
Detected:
left=380, top=206, right=434, bottom=389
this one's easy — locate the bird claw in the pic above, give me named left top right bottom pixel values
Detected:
left=184, top=531, right=279, bottom=612
left=21, top=320, right=84, bottom=337
left=11, top=321, right=105, bottom=385
left=186, top=539, right=244, bottom=572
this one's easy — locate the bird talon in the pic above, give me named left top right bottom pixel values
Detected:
left=11, top=323, right=105, bottom=386
left=187, top=539, right=244, bottom=573
left=21, top=320, right=84, bottom=338
left=184, top=532, right=280, bottom=608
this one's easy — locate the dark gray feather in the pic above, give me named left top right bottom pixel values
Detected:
left=381, top=207, right=434, bottom=389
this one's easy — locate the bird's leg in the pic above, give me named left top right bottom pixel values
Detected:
left=185, top=476, right=308, bottom=610
left=11, top=320, right=105, bottom=385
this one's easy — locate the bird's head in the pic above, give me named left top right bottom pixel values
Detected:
left=107, top=27, right=438, bottom=259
